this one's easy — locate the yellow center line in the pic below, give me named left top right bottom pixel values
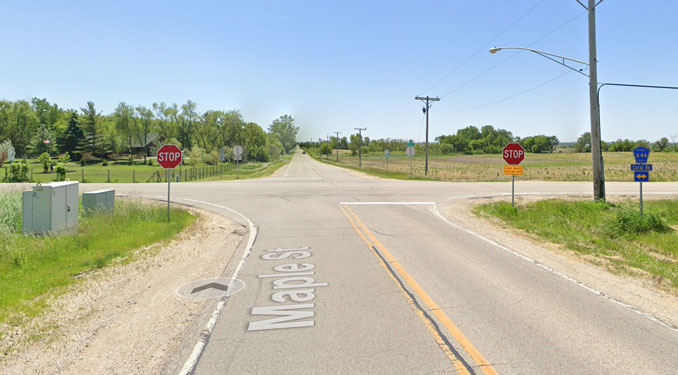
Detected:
left=342, top=205, right=499, bottom=375
left=339, top=206, right=471, bottom=375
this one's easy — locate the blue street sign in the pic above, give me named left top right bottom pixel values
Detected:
left=633, top=147, right=650, bottom=163
left=630, top=164, right=653, bottom=172
left=634, top=172, right=650, bottom=182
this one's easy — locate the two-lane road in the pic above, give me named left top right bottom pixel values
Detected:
left=87, top=151, right=678, bottom=374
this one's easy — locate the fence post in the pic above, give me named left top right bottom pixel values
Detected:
left=107, top=169, right=110, bottom=183
left=81, top=169, right=84, bottom=183
left=31, top=168, right=33, bottom=181
left=133, top=169, right=135, bottom=183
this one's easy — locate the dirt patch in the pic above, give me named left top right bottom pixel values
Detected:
left=0, top=204, right=245, bottom=375
left=438, top=194, right=678, bottom=329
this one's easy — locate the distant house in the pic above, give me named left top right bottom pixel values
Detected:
left=130, top=134, right=164, bottom=156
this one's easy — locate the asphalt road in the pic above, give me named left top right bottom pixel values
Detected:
left=84, top=151, right=678, bottom=375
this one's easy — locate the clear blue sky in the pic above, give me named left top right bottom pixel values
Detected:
left=1, top=0, right=677, bottom=143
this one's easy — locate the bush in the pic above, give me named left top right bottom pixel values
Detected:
left=57, top=153, right=70, bottom=164
left=55, top=164, right=67, bottom=181
left=8, top=160, right=29, bottom=182
left=147, top=158, right=153, bottom=166
left=102, top=160, right=108, bottom=166
left=606, top=209, right=670, bottom=235
left=80, top=157, right=86, bottom=166
left=127, top=155, right=133, bottom=165
left=38, top=152, right=51, bottom=173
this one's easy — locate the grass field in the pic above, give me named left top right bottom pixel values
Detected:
left=1, top=156, right=290, bottom=184
left=474, top=199, right=678, bottom=290
left=0, top=190, right=196, bottom=329
left=311, top=149, right=678, bottom=182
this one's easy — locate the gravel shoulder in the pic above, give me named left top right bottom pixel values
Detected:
left=439, top=194, right=678, bottom=329
left=0, top=203, right=245, bottom=375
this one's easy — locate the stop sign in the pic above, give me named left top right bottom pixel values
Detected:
left=503, top=143, right=525, bottom=165
left=157, top=144, right=183, bottom=169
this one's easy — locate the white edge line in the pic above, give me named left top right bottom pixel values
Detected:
left=340, top=201, right=436, bottom=205
left=178, top=198, right=258, bottom=375
left=430, top=203, right=678, bottom=334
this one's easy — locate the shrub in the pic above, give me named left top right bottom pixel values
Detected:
left=57, top=153, right=70, bottom=164
left=8, top=160, right=29, bottom=182
left=127, top=155, right=133, bottom=165
left=38, top=152, right=51, bottom=173
left=147, top=158, right=153, bottom=166
left=102, top=160, right=108, bottom=166
left=80, top=157, right=86, bottom=166
left=606, top=209, right=670, bottom=235
left=55, top=164, right=67, bottom=181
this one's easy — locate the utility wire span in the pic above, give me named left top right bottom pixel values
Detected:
left=438, top=10, right=586, bottom=100
left=433, top=70, right=573, bottom=114
left=420, top=0, right=547, bottom=95
left=365, top=0, right=547, bottom=127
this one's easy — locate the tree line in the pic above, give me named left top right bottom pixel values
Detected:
left=573, top=132, right=677, bottom=153
left=304, top=125, right=560, bottom=155
left=0, top=98, right=299, bottom=164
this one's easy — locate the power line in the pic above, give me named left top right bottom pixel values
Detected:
left=433, top=70, right=572, bottom=114
left=438, top=10, right=586, bottom=100
left=421, top=0, right=547, bottom=94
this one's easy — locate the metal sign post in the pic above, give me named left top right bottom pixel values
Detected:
left=157, top=144, right=183, bottom=223
left=503, top=144, right=525, bottom=207
left=384, top=149, right=390, bottom=176
left=632, top=147, right=651, bottom=215
left=167, top=169, right=171, bottom=222
left=233, top=145, right=243, bottom=179
left=406, top=141, right=415, bottom=179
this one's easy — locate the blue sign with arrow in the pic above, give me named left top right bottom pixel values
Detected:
left=633, top=146, right=650, bottom=163
left=634, top=172, right=649, bottom=182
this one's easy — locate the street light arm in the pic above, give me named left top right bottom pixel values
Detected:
left=490, top=46, right=589, bottom=77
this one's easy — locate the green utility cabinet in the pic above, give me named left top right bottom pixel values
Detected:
left=22, top=181, right=79, bottom=234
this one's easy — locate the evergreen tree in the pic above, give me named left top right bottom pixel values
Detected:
left=61, top=111, right=84, bottom=160
left=79, top=101, right=103, bottom=157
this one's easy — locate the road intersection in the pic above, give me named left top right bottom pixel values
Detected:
left=84, top=151, right=678, bottom=374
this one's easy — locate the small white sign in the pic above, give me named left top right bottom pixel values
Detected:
left=405, top=146, right=415, bottom=157
left=233, top=145, right=243, bottom=157
left=384, top=149, right=391, bottom=158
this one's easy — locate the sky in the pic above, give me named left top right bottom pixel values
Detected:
left=1, top=0, right=677, bottom=143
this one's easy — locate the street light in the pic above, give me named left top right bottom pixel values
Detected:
left=490, top=45, right=605, bottom=201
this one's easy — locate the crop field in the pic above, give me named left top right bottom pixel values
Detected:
left=315, top=149, right=678, bottom=182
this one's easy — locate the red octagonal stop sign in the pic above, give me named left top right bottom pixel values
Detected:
left=157, top=144, right=183, bottom=169
left=503, top=143, right=525, bottom=165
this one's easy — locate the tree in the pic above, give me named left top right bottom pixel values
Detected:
left=133, top=106, right=155, bottom=162
left=28, top=125, right=57, bottom=156
left=80, top=101, right=104, bottom=157
left=654, top=137, right=669, bottom=152
left=178, top=100, right=198, bottom=150
left=61, top=111, right=84, bottom=160
left=268, top=115, right=299, bottom=153
left=114, top=102, right=135, bottom=152
left=575, top=132, right=592, bottom=153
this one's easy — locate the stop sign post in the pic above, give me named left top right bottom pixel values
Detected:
left=157, top=144, right=183, bottom=222
left=503, top=143, right=525, bottom=207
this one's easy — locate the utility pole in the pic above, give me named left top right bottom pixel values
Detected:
left=415, top=95, right=440, bottom=175
left=334, top=131, right=341, bottom=162
left=326, top=134, right=329, bottom=159
left=578, top=0, right=605, bottom=201
left=354, top=127, right=366, bottom=168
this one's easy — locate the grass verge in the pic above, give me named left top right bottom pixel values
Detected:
left=474, top=199, right=678, bottom=289
left=0, top=192, right=196, bottom=327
